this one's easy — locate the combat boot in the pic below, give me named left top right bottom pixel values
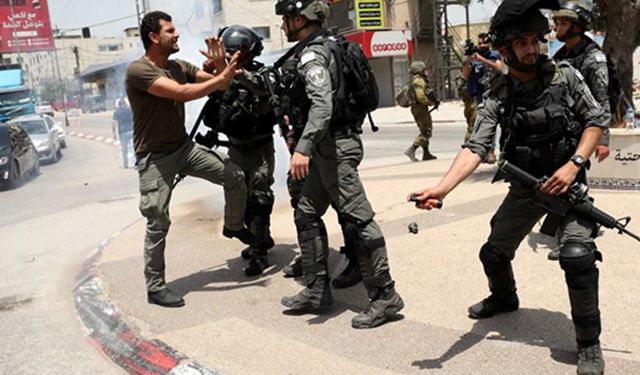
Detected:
left=352, top=283, right=404, bottom=329
left=331, top=253, right=362, bottom=289
left=468, top=293, right=519, bottom=319
left=240, top=236, right=275, bottom=260
left=422, top=146, right=437, bottom=160
left=404, top=145, right=418, bottom=162
left=577, top=343, right=604, bottom=375
left=282, top=256, right=303, bottom=278
left=243, top=252, right=269, bottom=277
left=281, top=275, right=332, bottom=311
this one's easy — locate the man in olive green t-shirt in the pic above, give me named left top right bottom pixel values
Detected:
left=125, top=11, right=254, bottom=308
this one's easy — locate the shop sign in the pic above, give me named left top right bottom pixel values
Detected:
left=370, top=30, right=408, bottom=57
left=355, top=0, right=384, bottom=29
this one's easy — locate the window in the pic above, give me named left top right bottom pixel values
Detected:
left=98, top=45, right=120, bottom=52
left=212, top=0, right=222, bottom=14
left=253, top=26, right=271, bottom=41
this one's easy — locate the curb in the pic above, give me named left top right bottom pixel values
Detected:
left=68, top=131, right=121, bottom=148
left=73, top=222, right=223, bottom=375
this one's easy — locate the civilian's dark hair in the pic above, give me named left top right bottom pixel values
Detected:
left=140, top=11, right=172, bottom=50
left=478, top=32, right=489, bottom=43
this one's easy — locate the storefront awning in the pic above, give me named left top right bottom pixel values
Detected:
left=344, top=30, right=413, bottom=59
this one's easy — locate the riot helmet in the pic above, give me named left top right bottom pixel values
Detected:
left=488, top=0, right=559, bottom=72
left=275, top=0, right=329, bottom=22
left=552, top=0, right=593, bottom=30
left=409, top=61, right=427, bottom=74
left=218, top=25, right=263, bottom=65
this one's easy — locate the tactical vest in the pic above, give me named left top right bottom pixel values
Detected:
left=278, top=54, right=312, bottom=142
left=497, top=61, right=583, bottom=179
left=202, top=61, right=275, bottom=141
left=275, top=30, right=361, bottom=139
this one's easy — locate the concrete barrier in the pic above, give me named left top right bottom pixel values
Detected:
left=589, top=128, right=640, bottom=190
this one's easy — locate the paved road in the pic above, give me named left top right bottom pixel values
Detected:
left=0, top=136, right=136, bottom=374
left=0, top=106, right=475, bottom=374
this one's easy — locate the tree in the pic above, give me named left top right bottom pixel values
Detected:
left=593, top=1, right=639, bottom=113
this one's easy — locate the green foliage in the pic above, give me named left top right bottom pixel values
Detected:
left=591, top=0, right=607, bottom=32
left=37, top=79, right=65, bottom=104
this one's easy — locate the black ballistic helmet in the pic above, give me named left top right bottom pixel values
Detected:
left=489, top=0, right=559, bottom=47
left=275, top=0, right=329, bottom=21
left=553, top=0, right=593, bottom=30
left=218, top=25, right=264, bottom=59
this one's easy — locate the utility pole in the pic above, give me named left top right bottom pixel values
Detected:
left=9, top=0, right=22, bottom=64
left=135, top=0, right=151, bottom=28
left=72, top=46, right=84, bottom=110
left=53, top=47, right=70, bottom=127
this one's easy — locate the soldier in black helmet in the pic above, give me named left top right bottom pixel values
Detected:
left=200, top=25, right=277, bottom=276
left=546, top=0, right=612, bottom=261
left=274, top=0, right=404, bottom=329
left=408, top=0, right=608, bottom=373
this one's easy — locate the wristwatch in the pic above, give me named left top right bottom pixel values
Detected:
left=570, top=154, right=587, bottom=169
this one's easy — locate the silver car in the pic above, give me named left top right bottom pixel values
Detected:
left=8, top=114, right=62, bottom=163
left=49, top=118, right=66, bottom=148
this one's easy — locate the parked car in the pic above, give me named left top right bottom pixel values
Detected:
left=36, top=101, right=55, bottom=117
left=50, top=118, right=66, bottom=148
left=0, top=122, right=40, bottom=190
left=8, top=114, right=62, bottom=164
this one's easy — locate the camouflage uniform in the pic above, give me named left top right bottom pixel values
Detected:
left=456, top=76, right=478, bottom=143
left=465, top=56, right=608, bottom=366
left=410, top=74, right=435, bottom=148
left=553, top=22, right=611, bottom=153
left=277, top=29, right=403, bottom=328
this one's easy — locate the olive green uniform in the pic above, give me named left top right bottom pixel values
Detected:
left=410, top=74, right=435, bottom=148
left=465, top=59, right=609, bottom=348
left=553, top=36, right=611, bottom=147
left=456, top=76, right=478, bottom=143
left=293, top=34, right=395, bottom=299
left=126, top=57, right=246, bottom=292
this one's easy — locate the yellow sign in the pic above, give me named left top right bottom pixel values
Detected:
left=355, top=0, right=385, bottom=29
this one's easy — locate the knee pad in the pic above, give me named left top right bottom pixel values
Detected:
left=559, top=242, right=598, bottom=290
left=479, top=243, right=508, bottom=271
left=223, top=163, right=245, bottom=190
left=559, top=242, right=596, bottom=273
left=287, top=176, right=304, bottom=208
left=248, top=191, right=274, bottom=216
left=294, top=209, right=326, bottom=239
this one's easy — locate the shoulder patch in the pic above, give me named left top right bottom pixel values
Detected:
left=594, top=52, right=607, bottom=63
left=306, top=66, right=327, bottom=87
left=300, top=52, right=316, bottom=66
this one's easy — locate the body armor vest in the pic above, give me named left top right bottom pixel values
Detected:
left=275, top=30, right=362, bottom=141
left=203, top=61, right=275, bottom=142
left=497, top=61, right=583, bottom=179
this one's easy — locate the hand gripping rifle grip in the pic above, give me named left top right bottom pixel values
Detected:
left=499, top=160, right=542, bottom=188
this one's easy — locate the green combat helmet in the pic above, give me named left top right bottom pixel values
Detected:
left=552, top=0, right=593, bottom=29
left=409, top=61, right=426, bottom=74
left=275, top=0, right=330, bottom=21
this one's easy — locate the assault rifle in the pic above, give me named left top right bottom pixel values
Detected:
left=259, top=66, right=297, bottom=151
left=498, top=160, right=640, bottom=242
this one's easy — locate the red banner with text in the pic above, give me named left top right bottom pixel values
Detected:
left=0, top=0, right=55, bottom=53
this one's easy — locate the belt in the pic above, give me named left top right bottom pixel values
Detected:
left=329, top=127, right=354, bottom=139
left=230, top=136, right=272, bottom=150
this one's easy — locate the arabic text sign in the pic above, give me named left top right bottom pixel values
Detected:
left=588, top=129, right=640, bottom=190
left=0, top=0, right=55, bottom=53
left=355, top=0, right=385, bottom=30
